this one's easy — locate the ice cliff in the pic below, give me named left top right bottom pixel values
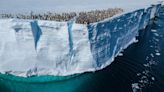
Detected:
left=0, top=4, right=162, bottom=77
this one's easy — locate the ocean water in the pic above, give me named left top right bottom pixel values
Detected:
left=0, top=6, right=164, bottom=92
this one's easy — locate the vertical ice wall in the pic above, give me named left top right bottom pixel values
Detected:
left=87, top=9, right=144, bottom=68
left=0, top=4, right=162, bottom=77
left=0, top=19, right=37, bottom=76
left=87, top=4, right=161, bottom=69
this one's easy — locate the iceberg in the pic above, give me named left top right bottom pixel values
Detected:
left=0, top=4, right=162, bottom=77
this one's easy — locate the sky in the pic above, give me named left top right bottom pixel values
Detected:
left=0, top=0, right=162, bottom=13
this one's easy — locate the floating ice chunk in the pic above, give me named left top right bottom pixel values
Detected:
left=151, top=29, right=157, bottom=32
left=118, top=53, right=123, bottom=56
left=143, top=63, right=150, bottom=67
left=155, top=53, right=161, bottom=56
left=155, top=49, right=159, bottom=52
left=137, top=73, right=141, bottom=76
left=153, top=33, right=159, bottom=36
left=153, top=38, right=159, bottom=42
left=132, top=83, right=140, bottom=92
left=151, top=77, right=155, bottom=81
left=150, top=53, right=154, bottom=58
left=150, top=45, right=154, bottom=48
left=149, top=60, right=157, bottom=65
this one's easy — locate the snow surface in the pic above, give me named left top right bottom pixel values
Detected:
left=0, top=3, right=162, bottom=77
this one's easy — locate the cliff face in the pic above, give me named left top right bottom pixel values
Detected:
left=0, top=4, right=162, bottom=77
